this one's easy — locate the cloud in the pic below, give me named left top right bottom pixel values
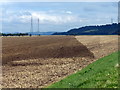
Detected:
left=1, top=2, right=118, bottom=33
left=31, top=11, right=78, bottom=24
left=66, top=11, right=72, bottom=14
left=2, top=11, right=81, bottom=24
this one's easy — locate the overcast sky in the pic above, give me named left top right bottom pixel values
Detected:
left=0, top=2, right=118, bottom=33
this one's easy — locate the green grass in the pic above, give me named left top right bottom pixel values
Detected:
left=47, top=51, right=119, bottom=88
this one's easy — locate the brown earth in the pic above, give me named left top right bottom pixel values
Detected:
left=1, top=35, right=118, bottom=88
left=75, top=35, right=118, bottom=59
left=2, top=36, right=94, bottom=65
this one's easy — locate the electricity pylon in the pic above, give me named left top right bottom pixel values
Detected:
left=38, top=18, right=39, bottom=33
left=30, top=16, right=33, bottom=33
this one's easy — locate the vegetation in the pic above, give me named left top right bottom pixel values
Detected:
left=53, top=23, right=119, bottom=35
left=47, top=51, right=119, bottom=88
left=1, top=33, right=29, bottom=36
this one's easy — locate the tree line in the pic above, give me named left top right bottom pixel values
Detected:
left=0, top=33, right=30, bottom=36
left=53, top=23, right=120, bottom=35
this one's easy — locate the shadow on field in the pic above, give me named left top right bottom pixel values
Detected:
left=2, top=36, right=94, bottom=65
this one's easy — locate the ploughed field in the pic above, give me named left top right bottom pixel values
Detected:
left=1, top=35, right=118, bottom=88
left=2, top=36, right=94, bottom=65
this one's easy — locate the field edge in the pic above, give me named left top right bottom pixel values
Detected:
left=46, top=51, right=119, bottom=88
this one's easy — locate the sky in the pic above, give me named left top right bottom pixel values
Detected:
left=0, top=2, right=118, bottom=33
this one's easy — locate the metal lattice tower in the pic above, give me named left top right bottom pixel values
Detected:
left=38, top=18, right=39, bottom=33
left=30, top=16, right=33, bottom=33
left=111, top=18, right=113, bottom=24
left=118, top=1, right=120, bottom=24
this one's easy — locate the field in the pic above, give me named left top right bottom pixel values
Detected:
left=48, top=51, right=119, bottom=88
left=2, top=36, right=94, bottom=64
left=1, top=35, right=118, bottom=88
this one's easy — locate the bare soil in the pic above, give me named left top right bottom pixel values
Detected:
left=75, top=35, right=118, bottom=59
left=2, top=36, right=94, bottom=65
left=1, top=35, right=118, bottom=88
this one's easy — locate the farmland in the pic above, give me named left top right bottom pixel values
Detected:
left=48, top=51, right=119, bottom=88
left=1, top=35, right=118, bottom=88
left=2, top=36, right=94, bottom=64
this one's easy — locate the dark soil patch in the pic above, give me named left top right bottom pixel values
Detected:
left=2, top=36, right=94, bottom=65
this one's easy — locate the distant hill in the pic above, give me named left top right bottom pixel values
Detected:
left=53, top=23, right=119, bottom=35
